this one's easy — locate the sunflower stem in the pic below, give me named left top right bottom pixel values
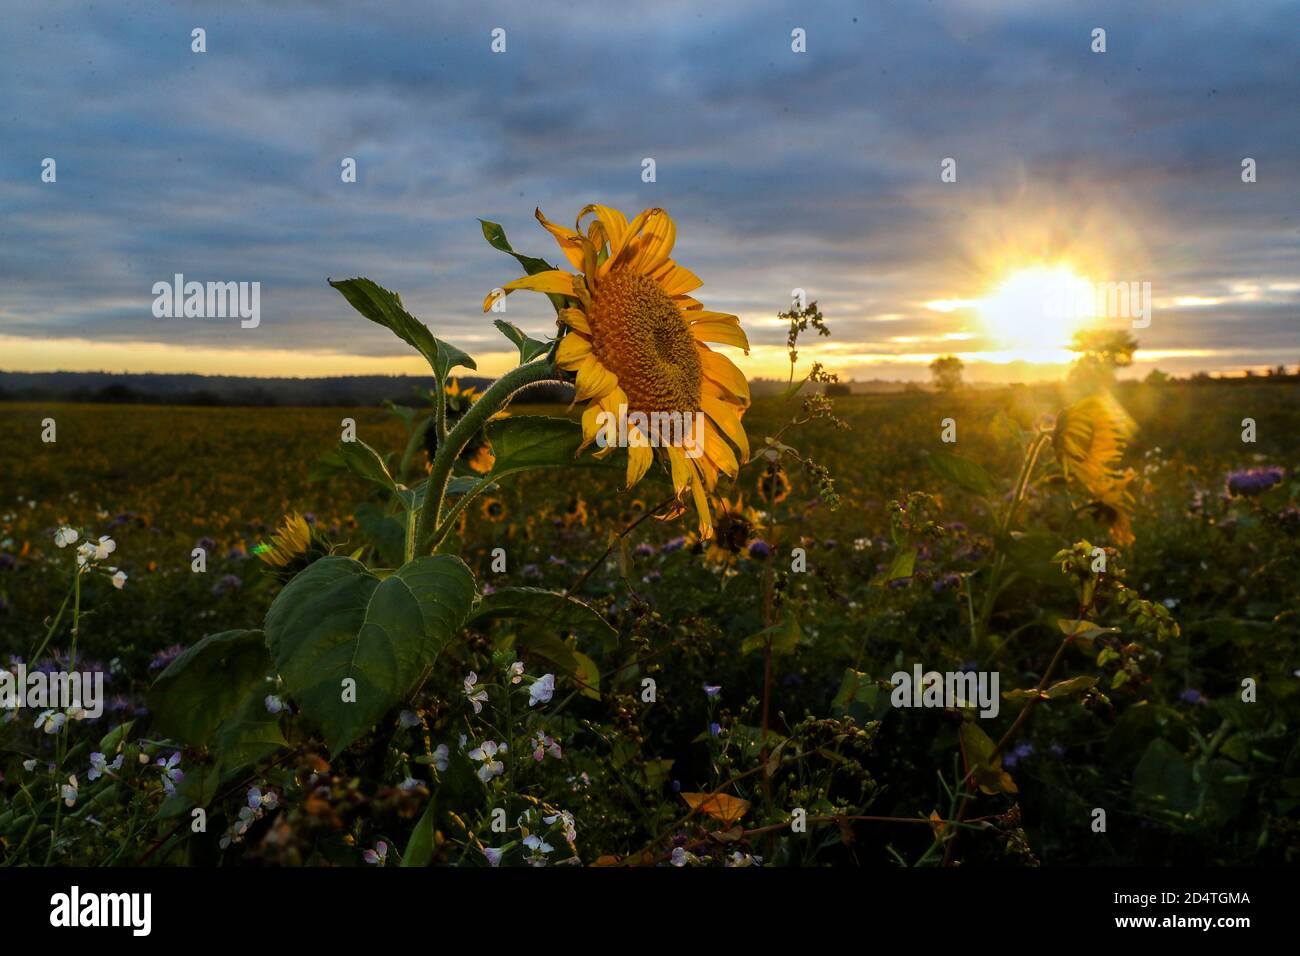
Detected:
left=415, top=360, right=559, bottom=554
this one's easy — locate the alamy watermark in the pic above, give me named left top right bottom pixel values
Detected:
left=593, top=405, right=705, bottom=458
left=1044, top=279, right=1152, bottom=329
left=152, top=273, right=260, bottom=328
left=890, top=664, right=1000, bottom=718
left=0, top=666, right=104, bottom=719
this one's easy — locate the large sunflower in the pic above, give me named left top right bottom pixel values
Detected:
left=484, top=205, right=750, bottom=536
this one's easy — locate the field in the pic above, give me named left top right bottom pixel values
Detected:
left=2, top=382, right=1297, bottom=867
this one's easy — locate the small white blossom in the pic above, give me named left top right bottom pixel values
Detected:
left=432, top=744, right=450, bottom=772
left=468, top=740, right=505, bottom=782
left=54, top=527, right=78, bottom=548
left=528, top=673, right=555, bottom=707
left=34, top=709, right=65, bottom=734
left=62, top=775, right=79, bottom=807
left=463, top=671, right=489, bottom=714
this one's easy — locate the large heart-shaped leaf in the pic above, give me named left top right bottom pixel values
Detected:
left=329, top=277, right=475, bottom=381
left=148, top=629, right=271, bottom=746
left=265, top=555, right=476, bottom=752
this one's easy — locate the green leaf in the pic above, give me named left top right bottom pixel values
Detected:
left=741, top=615, right=802, bottom=656
left=264, top=555, right=476, bottom=753
left=880, top=548, right=917, bottom=583
left=485, top=416, right=621, bottom=477
left=1056, top=619, right=1119, bottom=639
left=927, top=452, right=998, bottom=497
left=467, top=587, right=618, bottom=650
left=508, top=633, right=579, bottom=675
left=147, top=630, right=271, bottom=747
left=328, top=277, right=476, bottom=381
left=831, top=668, right=879, bottom=716
left=401, top=801, right=437, bottom=867
left=447, top=475, right=495, bottom=496
left=958, top=721, right=1019, bottom=795
left=572, top=650, right=602, bottom=700
left=479, top=219, right=569, bottom=314
left=210, top=686, right=288, bottom=771
left=1043, top=675, right=1099, bottom=699
left=494, top=319, right=551, bottom=364
left=336, top=439, right=400, bottom=496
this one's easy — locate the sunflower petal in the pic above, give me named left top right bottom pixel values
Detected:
left=484, top=270, right=577, bottom=311
left=535, top=208, right=589, bottom=272
left=579, top=204, right=631, bottom=259
left=559, top=307, right=591, bottom=334
left=624, top=209, right=676, bottom=274
left=701, top=394, right=750, bottom=462
left=700, top=348, right=750, bottom=404
left=650, top=260, right=703, bottom=297
left=556, top=332, right=592, bottom=368
left=665, top=446, right=691, bottom=496
left=686, top=457, right=713, bottom=538
left=626, top=437, right=653, bottom=488
left=574, top=355, right=619, bottom=402
left=702, top=424, right=739, bottom=477
left=690, top=319, right=750, bottom=351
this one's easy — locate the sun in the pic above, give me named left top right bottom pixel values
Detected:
left=978, top=265, right=1096, bottom=356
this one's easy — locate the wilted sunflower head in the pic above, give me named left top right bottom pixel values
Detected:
left=758, top=464, right=792, bottom=504
left=1053, top=392, right=1136, bottom=496
left=484, top=205, right=751, bottom=539
left=424, top=379, right=495, bottom=473
left=561, top=497, right=589, bottom=529
left=707, top=496, right=761, bottom=560
left=480, top=497, right=507, bottom=523
left=1053, top=392, right=1138, bottom=544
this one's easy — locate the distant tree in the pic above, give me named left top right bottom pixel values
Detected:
left=1143, top=368, right=1170, bottom=386
left=1069, top=330, right=1138, bottom=386
left=823, top=382, right=852, bottom=397
left=929, top=354, right=964, bottom=391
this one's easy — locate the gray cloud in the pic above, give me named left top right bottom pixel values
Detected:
left=1, top=0, right=1295, bottom=377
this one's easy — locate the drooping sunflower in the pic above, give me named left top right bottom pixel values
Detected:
left=425, top=378, right=494, bottom=474
left=705, top=495, right=763, bottom=563
left=1053, top=392, right=1137, bottom=544
left=561, top=497, right=589, bottom=529
left=255, top=513, right=311, bottom=567
left=484, top=205, right=750, bottom=537
left=254, top=513, right=332, bottom=578
left=1053, top=392, right=1135, bottom=493
left=757, top=463, right=792, bottom=505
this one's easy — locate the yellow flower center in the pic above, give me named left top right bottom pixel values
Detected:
left=588, top=269, right=702, bottom=413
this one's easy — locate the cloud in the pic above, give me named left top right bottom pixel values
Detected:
left=1, top=0, right=1295, bottom=379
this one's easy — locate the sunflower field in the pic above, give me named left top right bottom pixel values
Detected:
left=2, top=210, right=1298, bottom=869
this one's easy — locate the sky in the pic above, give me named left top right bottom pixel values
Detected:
left=2, top=0, right=1296, bottom=383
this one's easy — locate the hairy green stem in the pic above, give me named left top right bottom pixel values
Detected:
left=414, top=360, right=559, bottom=554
